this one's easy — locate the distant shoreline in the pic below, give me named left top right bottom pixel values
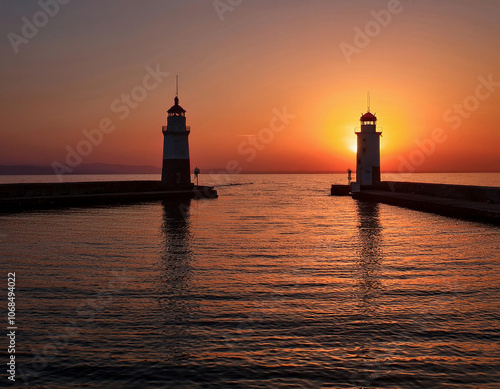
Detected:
left=0, top=164, right=161, bottom=176
left=0, top=169, right=500, bottom=177
left=1, top=164, right=500, bottom=176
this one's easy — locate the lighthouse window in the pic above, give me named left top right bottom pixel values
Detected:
left=363, top=138, right=366, bottom=143
left=362, top=147, right=366, bottom=153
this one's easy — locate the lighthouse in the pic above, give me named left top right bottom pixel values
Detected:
left=355, top=110, right=382, bottom=186
left=161, top=87, right=192, bottom=188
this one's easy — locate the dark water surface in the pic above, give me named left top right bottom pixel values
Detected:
left=1, top=174, right=499, bottom=388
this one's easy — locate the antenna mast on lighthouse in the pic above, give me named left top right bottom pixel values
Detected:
left=176, top=75, right=179, bottom=98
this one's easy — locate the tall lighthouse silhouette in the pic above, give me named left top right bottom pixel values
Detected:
left=355, top=104, right=382, bottom=186
left=161, top=78, right=193, bottom=188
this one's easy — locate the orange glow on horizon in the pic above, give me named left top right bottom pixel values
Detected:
left=1, top=2, right=500, bottom=173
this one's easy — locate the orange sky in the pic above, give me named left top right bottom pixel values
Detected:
left=1, top=0, right=499, bottom=173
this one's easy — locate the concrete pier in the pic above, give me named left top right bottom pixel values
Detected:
left=330, top=184, right=351, bottom=196
left=0, top=181, right=217, bottom=212
left=332, top=181, right=500, bottom=225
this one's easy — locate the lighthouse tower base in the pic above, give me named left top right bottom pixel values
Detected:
left=161, top=159, right=193, bottom=189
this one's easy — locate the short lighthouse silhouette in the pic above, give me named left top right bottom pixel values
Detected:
left=355, top=103, right=382, bottom=186
left=161, top=77, right=193, bottom=188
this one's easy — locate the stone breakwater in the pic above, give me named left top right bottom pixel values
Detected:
left=332, top=181, right=500, bottom=225
left=0, top=181, right=217, bottom=212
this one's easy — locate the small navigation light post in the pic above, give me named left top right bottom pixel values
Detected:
left=347, top=169, right=352, bottom=185
left=194, top=167, right=200, bottom=186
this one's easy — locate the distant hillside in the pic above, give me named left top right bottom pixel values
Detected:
left=0, top=163, right=161, bottom=175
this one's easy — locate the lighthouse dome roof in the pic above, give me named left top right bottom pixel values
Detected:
left=167, top=96, right=186, bottom=114
left=360, top=112, right=377, bottom=122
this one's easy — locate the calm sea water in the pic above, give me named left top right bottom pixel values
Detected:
left=1, top=174, right=500, bottom=388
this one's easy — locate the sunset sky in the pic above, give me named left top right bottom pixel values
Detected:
left=1, top=0, right=499, bottom=173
